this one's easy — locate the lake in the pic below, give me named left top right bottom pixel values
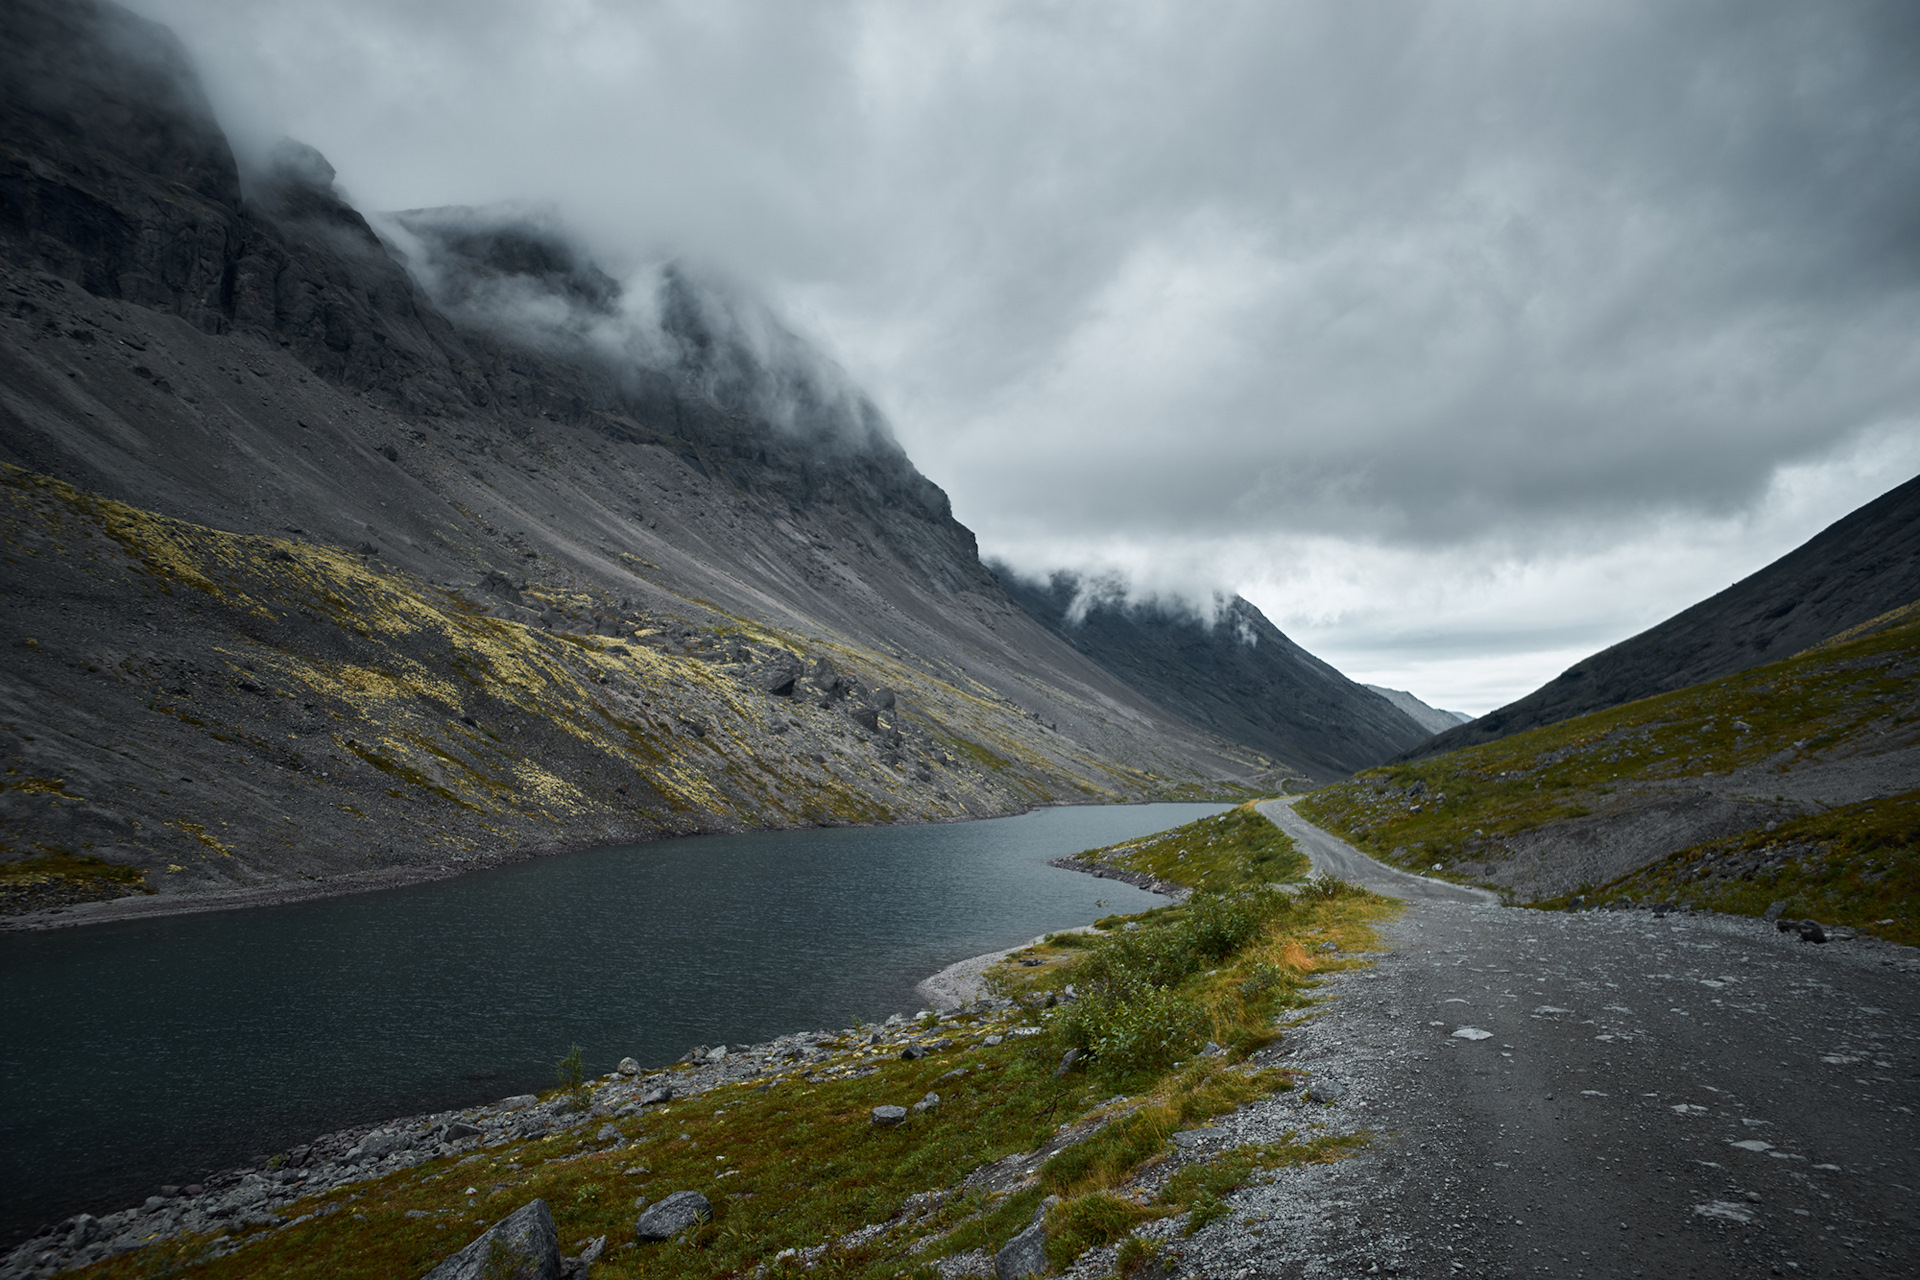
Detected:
left=0, top=801, right=1223, bottom=1245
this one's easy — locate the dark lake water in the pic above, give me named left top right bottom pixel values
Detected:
left=0, top=802, right=1221, bottom=1245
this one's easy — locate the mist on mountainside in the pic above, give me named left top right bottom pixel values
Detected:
left=378, top=205, right=898, bottom=455
left=993, top=564, right=1433, bottom=780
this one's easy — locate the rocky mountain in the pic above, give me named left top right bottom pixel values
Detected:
left=1361, top=685, right=1470, bottom=736
left=993, top=569, right=1434, bottom=781
left=1299, top=599, right=1920, bottom=931
left=2, top=0, right=1309, bottom=924
left=1402, top=472, right=1920, bottom=761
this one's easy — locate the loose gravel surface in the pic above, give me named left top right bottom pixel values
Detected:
left=1134, top=802, right=1920, bottom=1279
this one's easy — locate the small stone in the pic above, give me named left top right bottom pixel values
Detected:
left=634, top=1190, right=712, bottom=1242
left=1450, top=1027, right=1494, bottom=1041
left=900, top=1044, right=926, bottom=1060
left=596, top=1124, right=622, bottom=1144
left=911, top=1092, right=941, bottom=1114
left=1693, top=1200, right=1757, bottom=1225
left=871, top=1105, right=908, bottom=1127
left=1200, top=1041, right=1225, bottom=1057
left=983, top=1035, right=1004, bottom=1046
left=1797, top=921, right=1828, bottom=944
left=1307, top=1079, right=1346, bottom=1103
left=617, top=1058, right=640, bottom=1076
left=445, top=1121, right=482, bottom=1141
left=1763, top=901, right=1788, bottom=922
left=1054, top=1048, right=1083, bottom=1077
left=1170, top=1130, right=1208, bottom=1149
left=638, top=1085, right=674, bottom=1106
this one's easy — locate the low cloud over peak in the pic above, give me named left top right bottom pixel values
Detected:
left=133, top=0, right=1920, bottom=708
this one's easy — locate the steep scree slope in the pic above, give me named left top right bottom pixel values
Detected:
left=0, top=0, right=1282, bottom=919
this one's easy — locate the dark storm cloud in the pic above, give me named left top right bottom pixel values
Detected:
left=124, top=0, right=1920, bottom=706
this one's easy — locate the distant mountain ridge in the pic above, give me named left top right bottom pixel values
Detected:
left=1402, top=472, right=1920, bottom=761
left=1363, top=685, right=1472, bottom=736
left=994, top=569, right=1434, bottom=781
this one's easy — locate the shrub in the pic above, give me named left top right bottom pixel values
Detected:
left=1044, top=1193, right=1158, bottom=1269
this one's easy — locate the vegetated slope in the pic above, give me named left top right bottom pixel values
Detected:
left=1402, top=472, right=1920, bottom=761
left=1297, top=601, right=1920, bottom=942
left=996, top=569, right=1432, bottom=782
left=1362, top=685, right=1470, bottom=735
left=0, top=0, right=1279, bottom=918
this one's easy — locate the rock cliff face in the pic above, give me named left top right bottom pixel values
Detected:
left=2, top=0, right=1302, bottom=920
left=1402, top=472, right=1920, bottom=761
left=994, top=569, right=1433, bottom=781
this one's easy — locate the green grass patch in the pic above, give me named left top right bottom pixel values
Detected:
left=0, top=849, right=149, bottom=890
left=1068, top=803, right=1309, bottom=892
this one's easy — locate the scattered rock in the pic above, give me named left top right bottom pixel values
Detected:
left=900, top=1044, right=927, bottom=1060
left=1307, top=1078, right=1346, bottom=1103
left=912, top=1092, right=941, bottom=1115
left=1763, top=900, right=1788, bottom=922
left=1693, top=1200, right=1757, bottom=1225
left=1450, top=1027, right=1494, bottom=1041
left=446, top=1121, right=482, bottom=1141
left=596, top=1124, right=622, bottom=1144
left=1055, top=1047, right=1083, bottom=1077
left=1798, top=920, right=1828, bottom=944
left=634, top=1191, right=712, bottom=1243
left=872, top=1105, right=909, bottom=1127
left=638, top=1085, right=674, bottom=1106
left=423, top=1198, right=562, bottom=1280
left=616, top=1058, right=640, bottom=1076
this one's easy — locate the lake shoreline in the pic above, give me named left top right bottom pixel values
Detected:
left=0, top=799, right=1150, bottom=935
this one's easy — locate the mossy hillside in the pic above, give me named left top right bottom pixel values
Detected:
left=67, top=877, right=1389, bottom=1280
left=1062, top=802, right=1310, bottom=892
left=1296, top=608, right=1920, bottom=919
left=1556, top=788, right=1920, bottom=945
left=0, top=464, right=1237, bottom=897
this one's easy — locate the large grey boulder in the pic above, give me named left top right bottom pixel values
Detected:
left=994, top=1219, right=1048, bottom=1279
left=422, top=1199, right=561, bottom=1280
left=635, top=1190, right=713, bottom=1242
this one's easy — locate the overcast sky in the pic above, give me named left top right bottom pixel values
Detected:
left=136, top=0, right=1920, bottom=714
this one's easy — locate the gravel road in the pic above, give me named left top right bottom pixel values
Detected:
left=1126, top=801, right=1920, bottom=1278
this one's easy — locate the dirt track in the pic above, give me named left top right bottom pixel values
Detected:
left=1128, top=802, right=1920, bottom=1278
